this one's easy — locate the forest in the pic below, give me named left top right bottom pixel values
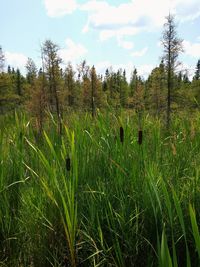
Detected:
left=0, top=14, right=200, bottom=267
left=1, top=41, right=200, bottom=124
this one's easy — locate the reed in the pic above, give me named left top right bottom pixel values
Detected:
left=0, top=110, right=200, bottom=266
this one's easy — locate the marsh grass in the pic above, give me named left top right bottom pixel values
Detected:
left=0, top=110, right=200, bottom=266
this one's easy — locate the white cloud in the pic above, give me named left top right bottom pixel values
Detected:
left=95, top=60, right=112, bottom=74
left=100, top=27, right=140, bottom=41
left=116, top=36, right=134, bottom=50
left=157, top=41, right=162, bottom=48
left=177, top=62, right=195, bottom=80
left=99, top=30, right=115, bottom=41
left=81, top=1, right=132, bottom=27
left=183, top=40, right=200, bottom=58
left=81, top=0, right=171, bottom=35
left=131, top=47, right=148, bottom=57
left=99, top=27, right=141, bottom=42
left=5, top=51, right=28, bottom=71
left=59, top=38, right=88, bottom=63
left=80, top=0, right=169, bottom=51
left=80, top=0, right=109, bottom=12
left=44, top=0, right=77, bottom=17
left=137, top=64, right=154, bottom=78
left=81, top=0, right=200, bottom=43
left=118, top=40, right=134, bottom=50
left=174, top=0, right=200, bottom=22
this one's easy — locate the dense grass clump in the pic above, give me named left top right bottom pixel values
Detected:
left=1, top=110, right=200, bottom=266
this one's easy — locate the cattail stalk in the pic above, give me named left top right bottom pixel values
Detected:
left=66, top=157, right=71, bottom=171
left=138, top=130, right=143, bottom=145
left=120, top=126, right=124, bottom=143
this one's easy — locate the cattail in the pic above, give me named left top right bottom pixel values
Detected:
left=138, top=130, right=143, bottom=145
left=66, top=157, right=71, bottom=171
left=120, top=126, right=124, bottom=143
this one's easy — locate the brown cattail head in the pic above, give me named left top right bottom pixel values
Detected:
left=120, top=126, right=124, bottom=143
left=66, top=157, right=71, bottom=171
left=138, top=130, right=143, bottom=145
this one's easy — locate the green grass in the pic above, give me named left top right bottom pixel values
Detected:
left=0, top=110, right=200, bottom=266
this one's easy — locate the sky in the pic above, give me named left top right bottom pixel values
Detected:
left=1, top=0, right=200, bottom=80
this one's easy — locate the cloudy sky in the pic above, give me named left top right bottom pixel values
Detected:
left=1, top=0, right=200, bottom=80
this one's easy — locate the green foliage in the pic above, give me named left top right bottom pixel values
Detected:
left=189, top=204, right=200, bottom=261
left=1, top=111, right=200, bottom=266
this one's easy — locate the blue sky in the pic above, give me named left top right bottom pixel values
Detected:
left=1, top=0, right=200, bottom=80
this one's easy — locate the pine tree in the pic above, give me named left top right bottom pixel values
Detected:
left=28, top=69, right=47, bottom=135
left=102, top=68, right=109, bottom=92
left=78, top=61, right=90, bottom=109
left=90, top=65, right=103, bottom=115
left=120, top=69, right=128, bottom=107
left=161, top=14, right=183, bottom=128
left=191, top=60, right=200, bottom=106
left=177, top=71, right=182, bottom=89
left=103, top=68, right=116, bottom=106
left=26, top=58, right=37, bottom=85
left=16, top=68, right=22, bottom=96
left=64, top=63, right=76, bottom=107
left=130, top=68, right=138, bottom=97
left=0, top=72, right=13, bottom=113
left=7, top=65, right=11, bottom=74
left=42, top=40, right=63, bottom=134
left=133, top=78, right=145, bottom=128
left=146, top=61, right=166, bottom=116
left=194, top=59, right=200, bottom=80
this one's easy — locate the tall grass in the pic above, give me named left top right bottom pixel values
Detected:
left=0, top=110, right=200, bottom=266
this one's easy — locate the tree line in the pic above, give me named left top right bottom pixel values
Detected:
left=0, top=14, right=200, bottom=131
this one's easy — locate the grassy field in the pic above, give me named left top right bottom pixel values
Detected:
left=1, top=110, right=200, bottom=266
